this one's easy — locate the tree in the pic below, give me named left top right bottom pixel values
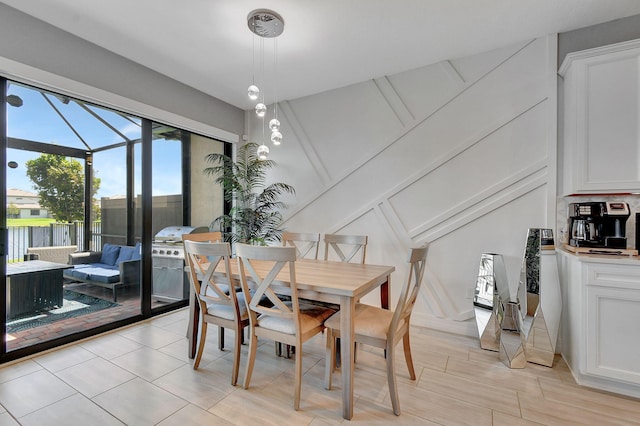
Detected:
left=204, top=142, right=295, bottom=245
left=7, top=202, right=19, bottom=218
left=25, top=154, right=101, bottom=223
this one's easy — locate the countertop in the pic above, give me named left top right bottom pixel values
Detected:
left=557, top=246, right=640, bottom=265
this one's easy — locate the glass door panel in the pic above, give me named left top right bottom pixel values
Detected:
left=4, top=81, right=142, bottom=352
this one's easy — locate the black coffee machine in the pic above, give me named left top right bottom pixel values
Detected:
left=568, top=201, right=630, bottom=249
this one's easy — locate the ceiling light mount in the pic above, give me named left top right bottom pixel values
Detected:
left=247, top=9, right=284, bottom=38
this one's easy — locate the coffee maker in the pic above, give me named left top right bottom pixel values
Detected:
left=568, top=201, right=630, bottom=249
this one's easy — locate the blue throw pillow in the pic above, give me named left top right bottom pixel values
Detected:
left=115, top=245, right=136, bottom=264
left=100, top=244, right=121, bottom=266
left=130, top=242, right=142, bottom=261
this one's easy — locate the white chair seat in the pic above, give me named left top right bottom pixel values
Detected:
left=258, top=301, right=335, bottom=334
left=207, top=292, right=249, bottom=321
left=325, top=303, right=393, bottom=340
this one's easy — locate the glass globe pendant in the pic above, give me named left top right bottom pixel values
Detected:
left=257, top=144, right=269, bottom=160
left=256, top=103, right=266, bottom=117
left=269, top=118, right=280, bottom=132
left=270, top=131, right=282, bottom=146
left=247, top=84, right=259, bottom=101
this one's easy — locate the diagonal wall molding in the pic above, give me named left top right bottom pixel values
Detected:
left=283, top=39, right=537, bottom=222
left=279, top=36, right=556, bottom=326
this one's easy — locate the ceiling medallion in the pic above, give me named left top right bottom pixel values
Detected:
left=247, top=9, right=284, bottom=38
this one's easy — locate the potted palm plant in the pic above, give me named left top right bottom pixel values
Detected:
left=204, top=142, right=295, bottom=245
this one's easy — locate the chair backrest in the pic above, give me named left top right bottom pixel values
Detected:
left=183, top=232, right=222, bottom=270
left=389, top=245, right=429, bottom=335
left=184, top=240, right=240, bottom=317
left=282, top=232, right=320, bottom=260
left=236, top=243, right=299, bottom=332
left=323, top=233, right=368, bottom=264
left=182, top=231, right=222, bottom=243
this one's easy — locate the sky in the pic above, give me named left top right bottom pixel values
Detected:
left=6, top=82, right=183, bottom=199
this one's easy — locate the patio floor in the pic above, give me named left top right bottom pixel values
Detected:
left=5, top=280, right=178, bottom=352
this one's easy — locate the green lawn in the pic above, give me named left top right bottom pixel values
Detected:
left=7, top=218, right=56, bottom=227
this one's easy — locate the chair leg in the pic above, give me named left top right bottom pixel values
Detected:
left=386, top=343, right=400, bottom=416
left=403, top=332, right=416, bottom=380
left=324, top=329, right=335, bottom=390
left=231, top=325, right=243, bottom=386
left=243, top=330, right=258, bottom=390
left=193, top=322, right=207, bottom=370
left=218, top=326, right=225, bottom=350
left=294, top=344, right=302, bottom=410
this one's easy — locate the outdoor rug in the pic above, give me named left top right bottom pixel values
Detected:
left=6, top=290, right=119, bottom=334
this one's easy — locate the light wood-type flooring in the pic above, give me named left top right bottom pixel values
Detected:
left=0, top=308, right=638, bottom=425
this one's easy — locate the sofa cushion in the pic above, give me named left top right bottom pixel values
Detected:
left=100, top=244, right=121, bottom=266
left=116, top=245, right=136, bottom=264
left=79, top=267, right=120, bottom=283
left=65, top=268, right=90, bottom=280
left=90, top=263, right=119, bottom=270
left=130, top=242, right=142, bottom=261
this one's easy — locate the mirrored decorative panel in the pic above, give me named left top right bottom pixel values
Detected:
left=498, top=300, right=527, bottom=368
left=473, top=253, right=509, bottom=352
left=518, top=228, right=562, bottom=367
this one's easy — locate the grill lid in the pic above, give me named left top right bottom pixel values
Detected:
left=153, top=226, right=209, bottom=243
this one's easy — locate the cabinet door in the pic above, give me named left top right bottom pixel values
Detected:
left=585, top=264, right=640, bottom=384
left=579, top=55, right=640, bottom=192
left=560, top=40, right=640, bottom=194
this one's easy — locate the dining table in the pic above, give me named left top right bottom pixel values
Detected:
left=187, top=257, right=395, bottom=420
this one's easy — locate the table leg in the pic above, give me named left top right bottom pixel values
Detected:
left=340, top=295, right=355, bottom=420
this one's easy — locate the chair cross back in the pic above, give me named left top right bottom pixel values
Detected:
left=237, top=244, right=298, bottom=320
left=324, top=234, right=368, bottom=264
left=184, top=240, right=236, bottom=307
left=183, top=231, right=223, bottom=273
left=282, top=232, right=320, bottom=260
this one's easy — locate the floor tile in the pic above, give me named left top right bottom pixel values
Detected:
left=152, top=362, right=237, bottom=410
left=118, top=324, right=184, bottom=350
left=0, top=412, right=19, bottom=426
left=0, top=369, right=76, bottom=418
left=33, top=344, right=96, bottom=372
left=56, top=357, right=136, bottom=398
left=156, top=403, right=233, bottom=425
left=18, top=393, right=123, bottom=426
left=110, top=347, right=185, bottom=381
left=80, top=332, right=144, bottom=359
left=92, top=377, right=188, bottom=425
left=0, top=360, right=41, bottom=384
left=417, top=367, right=521, bottom=417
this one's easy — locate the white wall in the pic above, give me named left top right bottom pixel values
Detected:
left=251, top=35, right=558, bottom=336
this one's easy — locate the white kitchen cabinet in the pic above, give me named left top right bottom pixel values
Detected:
left=559, top=39, right=640, bottom=195
left=558, top=250, right=640, bottom=398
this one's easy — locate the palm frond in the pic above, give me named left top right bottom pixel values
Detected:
left=205, top=142, right=295, bottom=245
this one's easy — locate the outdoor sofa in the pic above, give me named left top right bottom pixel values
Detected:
left=63, top=243, right=141, bottom=302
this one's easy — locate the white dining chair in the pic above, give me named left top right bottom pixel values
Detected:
left=324, top=245, right=428, bottom=415
left=184, top=240, right=248, bottom=385
left=236, top=243, right=336, bottom=410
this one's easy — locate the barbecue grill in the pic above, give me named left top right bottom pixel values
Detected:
left=152, top=225, right=208, bottom=302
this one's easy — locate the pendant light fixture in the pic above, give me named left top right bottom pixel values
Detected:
left=247, top=9, right=284, bottom=158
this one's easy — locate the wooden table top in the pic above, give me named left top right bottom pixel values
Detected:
left=7, top=260, right=71, bottom=276
left=216, top=258, right=395, bottom=299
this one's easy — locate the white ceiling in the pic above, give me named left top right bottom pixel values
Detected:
left=4, top=0, right=640, bottom=110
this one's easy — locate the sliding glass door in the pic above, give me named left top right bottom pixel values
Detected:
left=2, top=78, right=226, bottom=360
